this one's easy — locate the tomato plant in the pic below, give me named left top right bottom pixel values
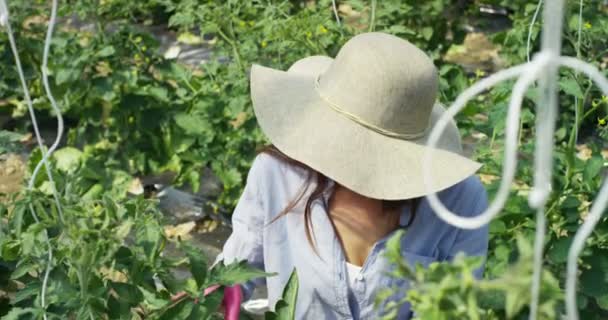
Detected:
left=1, top=0, right=608, bottom=319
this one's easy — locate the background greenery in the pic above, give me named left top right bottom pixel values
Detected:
left=1, top=0, right=608, bottom=319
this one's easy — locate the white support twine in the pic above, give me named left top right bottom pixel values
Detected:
left=1, top=0, right=64, bottom=319
left=2, top=0, right=606, bottom=319
left=0, top=0, right=7, bottom=27
left=423, top=0, right=608, bottom=319
left=559, top=55, right=608, bottom=320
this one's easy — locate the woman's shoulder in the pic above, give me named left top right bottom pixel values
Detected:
left=246, top=152, right=311, bottom=208
left=248, top=152, right=307, bottom=183
left=453, top=175, right=486, bottom=195
left=437, top=174, right=488, bottom=216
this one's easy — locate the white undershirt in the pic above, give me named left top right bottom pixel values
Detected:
left=345, top=262, right=363, bottom=288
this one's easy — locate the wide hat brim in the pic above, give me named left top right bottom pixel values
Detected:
left=250, top=57, right=481, bottom=200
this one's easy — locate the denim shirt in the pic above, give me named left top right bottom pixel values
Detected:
left=215, top=153, right=489, bottom=320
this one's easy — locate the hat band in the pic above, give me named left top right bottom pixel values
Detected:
left=314, top=76, right=427, bottom=140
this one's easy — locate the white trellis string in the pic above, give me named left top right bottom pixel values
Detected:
left=31, top=0, right=65, bottom=197
left=37, top=0, right=65, bottom=317
left=525, top=4, right=548, bottom=314
left=0, top=1, right=63, bottom=214
left=527, top=0, right=566, bottom=316
left=422, top=63, right=531, bottom=229
left=331, top=0, right=341, bottom=26
left=2, top=0, right=606, bottom=319
left=558, top=55, right=608, bottom=320
left=0, top=0, right=64, bottom=319
left=423, top=0, right=608, bottom=319
left=0, top=0, right=6, bottom=27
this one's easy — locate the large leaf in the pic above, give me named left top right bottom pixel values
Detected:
left=584, top=156, right=604, bottom=183
left=559, top=78, right=583, bottom=98
left=265, top=269, right=299, bottom=320
left=184, top=244, right=208, bottom=289
left=174, top=113, right=210, bottom=136
left=111, top=282, right=144, bottom=306
left=158, top=298, right=194, bottom=320
left=53, top=147, right=83, bottom=173
left=0, top=307, right=41, bottom=320
left=96, top=46, right=116, bottom=57
left=207, top=260, right=272, bottom=287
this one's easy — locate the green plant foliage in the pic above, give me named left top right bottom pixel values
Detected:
left=265, top=269, right=299, bottom=320
left=2, top=0, right=608, bottom=319
left=0, top=0, right=472, bottom=209
left=0, top=152, right=269, bottom=319
left=378, top=231, right=562, bottom=320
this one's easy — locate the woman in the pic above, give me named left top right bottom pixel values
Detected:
left=216, top=32, right=489, bottom=319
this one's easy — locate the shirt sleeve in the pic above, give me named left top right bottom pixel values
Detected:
left=446, top=177, right=490, bottom=279
left=213, top=155, right=267, bottom=300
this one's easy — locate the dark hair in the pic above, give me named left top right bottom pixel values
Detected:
left=257, top=145, right=421, bottom=251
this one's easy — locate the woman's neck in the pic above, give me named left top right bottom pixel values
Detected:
left=327, top=184, right=401, bottom=266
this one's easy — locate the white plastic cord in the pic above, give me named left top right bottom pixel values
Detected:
left=527, top=1, right=566, bottom=317
left=37, top=0, right=64, bottom=317
left=422, top=62, right=534, bottom=229
left=0, top=0, right=7, bottom=27
left=559, top=56, right=608, bottom=320
left=525, top=4, right=549, bottom=315
left=424, top=1, right=608, bottom=318
left=528, top=206, right=546, bottom=320
left=526, top=0, right=543, bottom=63
left=1, top=0, right=63, bottom=319
left=30, top=0, right=65, bottom=221
left=1, top=0, right=63, bottom=218
left=331, top=0, right=341, bottom=26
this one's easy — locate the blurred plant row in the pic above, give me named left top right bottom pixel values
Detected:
left=1, top=0, right=608, bottom=319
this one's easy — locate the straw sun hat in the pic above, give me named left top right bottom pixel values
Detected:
left=250, top=32, right=481, bottom=200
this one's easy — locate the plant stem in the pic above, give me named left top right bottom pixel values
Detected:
left=216, top=28, right=244, bottom=73
left=368, top=0, right=377, bottom=32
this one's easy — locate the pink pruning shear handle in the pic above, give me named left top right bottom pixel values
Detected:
left=204, top=285, right=243, bottom=320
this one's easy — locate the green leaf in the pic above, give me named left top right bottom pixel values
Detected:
left=421, top=27, right=433, bottom=40
left=111, top=283, right=144, bottom=306
left=135, top=220, right=163, bottom=263
left=597, top=294, right=608, bottom=310
left=276, top=269, right=299, bottom=320
left=96, top=46, right=116, bottom=57
left=489, top=220, right=506, bottom=234
left=53, top=147, right=83, bottom=173
left=149, top=86, right=169, bottom=101
left=385, top=230, right=405, bottom=264
left=159, top=297, right=194, bottom=320
left=174, top=113, right=207, bottom=135
left=55, top=68, right=79, bottom=85
left=559, top=78, right=583, bottom=98
left=195, top=290, right=223, bottom=319
left=581, top=266, right=608, bottom=297
left=561, top=196, right=580, bottom=209
left=184, top=245, right=208, bottom=289
left=139, top=286, right=169, bottom=311
left=1, top=307, right=40, bottom=320
left=584, top=156, right=604, bottom=182
left=115, top=219, right=134, bottom=240
left=207, top=260, right=272, bottom=287
left=1, top=240, right=20, bottom=261
left=548, top=237, right=572, bottom=263
left=13, top=281, right=40, bottom=304
left=10, top=260, right=37, bottom=280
